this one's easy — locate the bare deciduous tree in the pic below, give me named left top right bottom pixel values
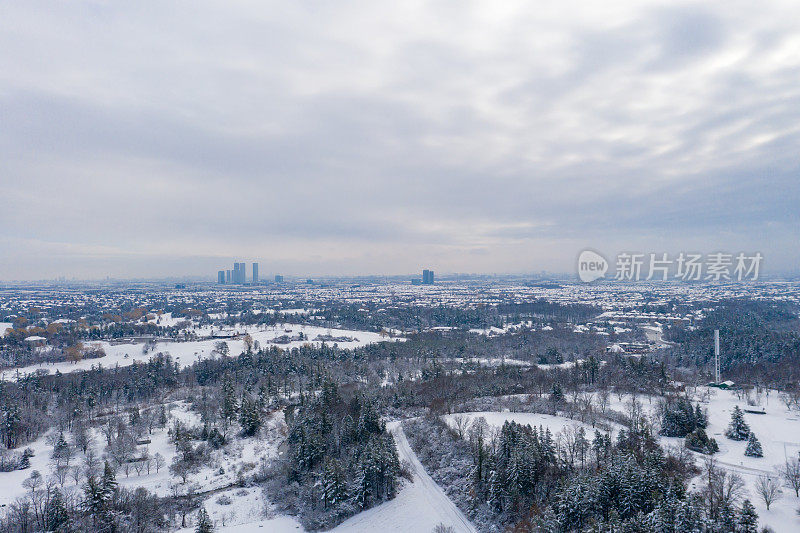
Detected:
left=451, top=415, right=468, bottom=439
left=755, top=475, right=782, bottom=510
left=153, top=452, right=166, bottom=473
left=701, top=457, right=745, bottom=520
left=779, top=457, right=800, bottom=497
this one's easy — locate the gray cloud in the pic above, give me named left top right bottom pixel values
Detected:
left=1, top=1, right=798, bottom=279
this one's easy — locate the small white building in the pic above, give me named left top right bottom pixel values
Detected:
left=24, top=335, right=47, bottom=347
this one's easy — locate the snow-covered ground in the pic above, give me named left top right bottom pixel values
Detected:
left=1, top=324, right=401, bottom=380
left=448, top=357, right=532, bottom=367
left=174, top=486, right=304, bottom=533
left=441, top=392, right=800, bottom=532
left=176, top=514, right=303, bottom=533
left=442, top=411, right=609, bottom=440
left=0, top=430, right=58, bottom=507
left=332, top=422, right=476, bottom=533
left=0, top=402, right=287, bottom=517
left=178, top=419, right=478, bottom=533
left=146, top=312, right=186, bottom=328
left=600, top=387, right=800, bottom=533
left=664, top=388, right=800, bottom=533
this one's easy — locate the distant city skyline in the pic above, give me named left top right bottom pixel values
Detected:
left=3, top=253, right=800, bottom=282
left=2, top=2, right=799, bottom=280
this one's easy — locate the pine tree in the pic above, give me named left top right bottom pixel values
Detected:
left=744, top=432, right=763, bottom=457
left=542, top=427, right=556, bottom=463
left=83, top=475, right=105, bottom=515
left=550, top=382, right=565, bottom=405
left=220, top=377, right=238, bottom=429
left=694, top=403, right=707, bottom=428
left=101, top=461, right=117, bottom=500
left=724, top=406, right=750, bottom=441
left=196, top=507, right=214, bottom=533
left=718, top=503, right=737, bottom=532
left=738, top=499, right=758, bottom=533
left=45, top=487, right=70, bottom=531
left=52, top=432, right=71, bottom=466
left=238, top=394, right=261, bottom=437
left=19, top=448, right=31, bottom=469
left=258, top=383, right=270, bottom=409
left=321, top=459, right=348, bottom=508
left=83, top=473, right=115, bottom=532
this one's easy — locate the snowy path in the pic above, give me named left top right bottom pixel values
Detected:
left=333, top=422, right=477, bottom=533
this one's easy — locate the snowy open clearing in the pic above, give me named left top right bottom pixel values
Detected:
left=663, top=387, right=800, bottom=533
left=1, top=323, right=401, bottom=380
left=177, top=515, right=302, bottom=533
left=442, top=411, right=612, bottom=438
left=175, top=488, right=304, bottom=533
left=599, top=387, right=800, bottom=533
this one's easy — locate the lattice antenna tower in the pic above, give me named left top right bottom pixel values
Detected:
left=714, top=329, right=721, bottom=384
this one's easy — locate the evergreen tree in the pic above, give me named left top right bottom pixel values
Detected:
left=320, top=458, right=348, bottom=508
left=83, top=475, right=105, bottom=516
left=724, top=406, right=750, bottom=441
left=660, top=397, right=706, bottom=437
left=684, top=428, right=718, bottom=454
left=101, top=461, right=117, bottom=501
left=238, top=394, right=261, bottom=437
left=220, top=377, right=238, bottom=430
left=51, top=432, right=72, bottom=467
left=718, top=503, right=737, bottom=532
left=550, top=382, right=565, bottom=405
left=196, top=507, right=214, bottom=533
left=45, top=487, right=71, bottom=531
left=19, top=448, right=32, bottom=469
left=738, top=499, right=758, bottom=533
left=694, top=404, right=707, bottom=428
left=83, top=473, right=115, bottom=532
left=744, top=432, right=763, bottom=457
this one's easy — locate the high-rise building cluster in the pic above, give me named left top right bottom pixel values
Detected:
left=217, top=261, right=259, bottom=284
left=412, top=269, right=435, bottom=285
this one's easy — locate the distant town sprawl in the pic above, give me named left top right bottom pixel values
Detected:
left=215, top=262, right=435, bottom=286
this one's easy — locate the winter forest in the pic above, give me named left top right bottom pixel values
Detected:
left=0, top=281, right=799, bottom=532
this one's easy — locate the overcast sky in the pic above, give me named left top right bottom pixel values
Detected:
left=2, top=1, right=799, bottom=280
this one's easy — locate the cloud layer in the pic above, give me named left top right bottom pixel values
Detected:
left=2, top=1, right=799, bottom=279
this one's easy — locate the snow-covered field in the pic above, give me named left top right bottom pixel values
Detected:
left=1, top=323, right=400, bottom=380
left=0, top=402, right=287, bottom=517
left=176, top=514, right=302, bottom=533
left=448, top=357, right=532, bottom=367
left=663, top=388, right=800, bottom=533
left=442, top=411, right=606, bottom=437
left=599, top=387, right=800, bottom=532
left=174, top=486, right=304, bottom=533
